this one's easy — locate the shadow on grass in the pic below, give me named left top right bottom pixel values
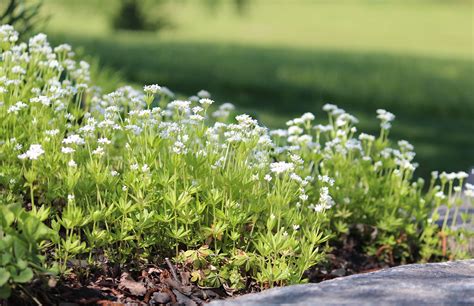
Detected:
left=50, top=33, right=474, bottom=178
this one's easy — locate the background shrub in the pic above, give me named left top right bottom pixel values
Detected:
left=0, top=0, right=46, bottom=38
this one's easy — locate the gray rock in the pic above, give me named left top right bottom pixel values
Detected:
left=210, top=260, right=474, bottom=306
left=172, top=289, right=197, bottom=306
left=151, top=291, right=171, bottom=304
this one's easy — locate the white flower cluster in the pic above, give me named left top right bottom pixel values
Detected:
left=376, top=109, right=395, bottom=130
left=18, top=144, right=44, bottom=160
left=465, top=183, right=474, bottom=198
left=437, top=171, right=469, bottom=182
left=6, top=25, right=472, bottom=235
left=270, top=162, right=295, bottom=174
left=0, top=25, right=19, bottom=43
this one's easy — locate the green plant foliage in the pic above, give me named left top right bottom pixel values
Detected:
left=0, top=0, right=46, bottom=38
left=0, top=25, right=472, bottom=297
left=112, top=0, right=171, bottom=32
left=0, top=193, right=54, bottom=299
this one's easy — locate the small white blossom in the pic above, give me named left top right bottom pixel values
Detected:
left=92, top=146, right=105, bottom=156
left=61, top=147, right=75, bottom=154
left=18, top=144, right=44, bottom=160
left=199, top=98, right=214, bottom=107
left=197, top=89, right=211, bottom=98
left=270, top=162, right=295, bottom=174
left=144, top=84, right=161, bottom=94
left=98, top=137, right=111, bottom=145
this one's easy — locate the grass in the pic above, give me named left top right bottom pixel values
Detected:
left=41, top=0, right=474, bottom=178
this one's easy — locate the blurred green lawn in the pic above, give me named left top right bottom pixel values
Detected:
left=42, top=0, right=474, bottom=178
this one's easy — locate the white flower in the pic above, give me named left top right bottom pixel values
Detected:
left=111, top=170, right=119, bottom=176
left=456, top=171, right=469, bottom=180
left=301, top=112, right=315, bottom=121
left=376, top=109, right=395, bottom=122
left=264, top=174, right=272, bottom=182
left=270, top=162, right=295, bottom=174
left=54, top=43, right=72, bottom=53
left=169, top=100, right=191, bottom=112
left=310, top=203, right=325, bottom=213
left=292, top=224, right=300, bottom=231
left=0, top=25, right=18, bottom=43
left=322, top=103, right=337, bottom=112
left=61, top=147, right=75, bottom=154
left=30, top=96, right=51, bottom=106
left=67, top=194, right=75, bottom=201
left=45, top=129, right=60, bottom=136
left=219, top=102, right=235, bottom=111
left=130, top=163, right=139, bottom=171
left=172, top=141, right=186, bottom=154
left=18, top=144, right=44, bottom=160
left=160, top=86, right=174, bottom=97
left=270, top=129, right=288, bottom=137
left=313, top=124, right=332, bottom=133
left=318, top=175, right=335, bottom=186
left=290, top=173, right=302, bottom=183
left=398, top=140, right=414, bottom=151
left=435, top=191, right=445, bottom=200
left=288, top=126, right=303, bottom=135
left=199, top=98, right=214, bottom=107
left=7, top=101, right=28, bottom=114
left=190, top=114, right=204, bottom=121
left=141, top=164, right=149, bottom=172
left=62, top=134, right=85, bottom=145
left=98, top=137, right=111, bottom=145
left=299, top=194, right=309, bottom=202
left=197, top=89, right=211, bottom=98
left=318, top=187, right=334, bottom=209
left=92, top=146, right=105, bottom=156
left=359, top=133, right=375, bottom=142
left=144, top=84, right=161, bottom=94
left=446, top=172, right=457, bottom=181
left=68, top=160, right=77, bottom=167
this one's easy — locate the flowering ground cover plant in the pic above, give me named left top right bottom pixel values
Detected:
left=0, top=25, right=472, bottom=302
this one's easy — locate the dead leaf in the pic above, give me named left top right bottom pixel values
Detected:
left=180, top=271, right=191, bottom=286
left=118, top=273, right=147, bottom=296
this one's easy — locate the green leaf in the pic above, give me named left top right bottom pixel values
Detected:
left=16, top=259, right=28, bottom=270
left=0, top=268, right=11, bottom=286
left=12, top=268, right=33, bottom=283
left=0, top=252, right=13, bottom=266
left=0, top=285, right=12, bottom=299
left=13, top=238, right=28, bottom=259
left=0, top=206, right=15, bottom=227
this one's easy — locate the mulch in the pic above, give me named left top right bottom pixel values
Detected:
left=3, top=230, right=391, bottom=306
left=4, top=253, right=388, bottom=306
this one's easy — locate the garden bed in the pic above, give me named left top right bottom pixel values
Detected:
left=0, top=25, right=472, bottom=305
